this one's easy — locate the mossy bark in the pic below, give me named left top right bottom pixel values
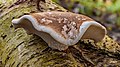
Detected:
left=0, top=0, right=120, bottom=67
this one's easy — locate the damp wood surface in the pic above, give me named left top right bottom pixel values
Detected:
left=0, top=0, right=120, bottom=67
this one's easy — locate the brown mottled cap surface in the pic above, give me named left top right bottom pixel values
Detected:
left=31, top=12, right=93, bottom=39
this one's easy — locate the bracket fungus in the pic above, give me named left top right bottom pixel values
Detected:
left=12, top=11, right=107, bottom=51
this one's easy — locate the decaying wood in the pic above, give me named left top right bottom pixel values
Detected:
left=0, top=0, right=120, bottom=67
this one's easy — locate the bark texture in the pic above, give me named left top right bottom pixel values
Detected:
left=0, top=0, right=120, bottom=67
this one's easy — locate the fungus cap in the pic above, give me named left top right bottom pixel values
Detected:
left=12, top=11, right=107, bottom=51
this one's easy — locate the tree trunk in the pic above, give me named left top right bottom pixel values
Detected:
left=0, top=0, right=120, bottom=67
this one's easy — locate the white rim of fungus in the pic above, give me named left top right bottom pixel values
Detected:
left=12, top=15, right=107, bottom=46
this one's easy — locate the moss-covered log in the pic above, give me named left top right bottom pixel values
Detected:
left=0, top=0, right=120, bottom=67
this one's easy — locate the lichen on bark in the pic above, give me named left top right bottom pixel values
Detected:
left=0, top=0, right=120, bottom=67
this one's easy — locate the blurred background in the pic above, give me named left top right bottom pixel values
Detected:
left=52, top=0, right=120, bottom=44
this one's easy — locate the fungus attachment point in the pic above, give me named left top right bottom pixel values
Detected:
left=12, top=11, right=107, bottom=51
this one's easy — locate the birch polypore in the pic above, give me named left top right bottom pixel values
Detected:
left=12, top=11, right=107, bottom=51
